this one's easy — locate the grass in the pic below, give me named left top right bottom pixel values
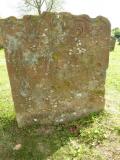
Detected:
left=0, top=45, right=120, bottom=160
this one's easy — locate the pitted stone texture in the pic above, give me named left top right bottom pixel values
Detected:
left=0, top=19, right=4, bottom=48
left=0, top=36, right=3, bottom=48
left=110, top=36, right=116, bottom=51
left=1, top=13, right=111, bottom=127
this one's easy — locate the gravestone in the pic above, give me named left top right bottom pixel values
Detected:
left=0, top=22, right=3, bottom=49
left=110, top=36, right=116, bottom=51
left=0, top=13, right=111, bottom=127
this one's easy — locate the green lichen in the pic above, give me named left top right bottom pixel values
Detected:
left=91, top=89, right=105, bottom=96
left=52, top=52, right=60, bottom=61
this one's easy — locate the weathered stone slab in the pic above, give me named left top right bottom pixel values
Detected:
left=0, top=13, right=111, bottom=127
left=0, top=20, right=3, bottom=49
left=110, top=36, right=116, bottom=51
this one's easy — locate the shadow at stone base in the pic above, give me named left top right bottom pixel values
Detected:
left=0, top=111, right=105, bottom=160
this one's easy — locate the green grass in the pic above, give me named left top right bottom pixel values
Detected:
left=0, top=45, right=120, bottom=160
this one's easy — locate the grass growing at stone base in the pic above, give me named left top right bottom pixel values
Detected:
left=0, top=46, right=120, bottom=160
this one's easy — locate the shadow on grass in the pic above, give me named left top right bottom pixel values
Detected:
left=0, top=111, right=108, bottom=160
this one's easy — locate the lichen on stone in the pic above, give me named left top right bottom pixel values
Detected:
left=0, top=12, right=111, bottom=127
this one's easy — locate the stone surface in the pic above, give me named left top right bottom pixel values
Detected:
left=0, top=13, right=111, bottom=127
left=0, top=19, right=3, bottom=49
left=0, top=36, right=3, bottom=48
left=110, top=36, right=116, bottom=51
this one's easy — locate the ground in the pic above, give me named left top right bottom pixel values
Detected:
left=0, top=45, right=120, bottom=160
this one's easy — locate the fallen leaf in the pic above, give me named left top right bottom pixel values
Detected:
left=13, top=144, right=22, bottom=151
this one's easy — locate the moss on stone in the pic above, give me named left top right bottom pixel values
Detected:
left=91, top=89, right=105, bottom=96
left=52, top=52, right=60, bottom=61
